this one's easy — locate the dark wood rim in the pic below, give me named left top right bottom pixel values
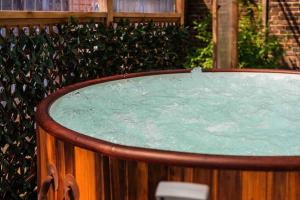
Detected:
left=36, top=68, right=300, bottom=170
left=203, top=68, right=300, bottom=74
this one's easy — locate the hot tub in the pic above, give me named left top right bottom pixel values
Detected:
left=36, top=69, right=300, bottom=200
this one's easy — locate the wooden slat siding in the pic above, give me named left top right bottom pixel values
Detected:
left=37, top=127, right=48, bottom=194
left=193, top=168, right=212, bottom=186
left=124, top=161, right=130, bottom=200
left=241, top=171, right=267, bottom=200
left=74, top=147, right=97, bottom=200
left=168, top=166, right=184, bottom=181
left=36, top=127, right=42, bottom=191
left=211, top=170, right=219, bottom=200
left=127, top=161, right=149, bottom=199
left=193, top=168, right=213, bottom=199
left=37, top=129, right=300, bottom=200
left=126, top=161, right=137, bottom=199
left=184, top=167, right=194, bottom=182
left=266, top=172, right=273, bottom=200
left=64, top=142, right=75, bottom=176
left=137, top=162, right=149, bottom=198
left=95, top=154, right=103, bottom=200
left=184, top=168, right=213, bottom=199
left=270, top=172, right=290, bottom=200
left=148, top=163, right=168, bottom=200
left=289, top=172, right=300, bottom=200
left=109, top=157, right=126, bottom=200
left=46, top=132, right=57, bottom=200
left=100, top=155, right=111, bottom=200
left=55, top=140, right=66, bottom=199
left=217, top=170, right=241, bottom=200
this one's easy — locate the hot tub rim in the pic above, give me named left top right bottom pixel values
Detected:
left=36, top=68, right=300, bottom=170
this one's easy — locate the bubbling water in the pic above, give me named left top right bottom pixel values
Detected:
left=50, top=70, right=300, bottom=156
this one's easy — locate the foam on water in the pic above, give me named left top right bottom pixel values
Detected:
left=50, top=70, right=300, bottom=156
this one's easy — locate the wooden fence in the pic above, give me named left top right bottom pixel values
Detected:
left=0, top=0, right=184, bottom=28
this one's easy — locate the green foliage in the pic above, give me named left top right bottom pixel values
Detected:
left=185, top=15, right=213, bottom=69
left=238, top=2, right=283, bottom=68
left=0, top=19, right=189, bottom=199
left=187, top=1, right=283, bottom=69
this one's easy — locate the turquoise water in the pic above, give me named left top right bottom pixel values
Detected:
left=50, top=69, right=300, bottom=156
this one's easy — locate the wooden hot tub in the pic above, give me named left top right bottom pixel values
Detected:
left=36, top=69, right=300, bottom=200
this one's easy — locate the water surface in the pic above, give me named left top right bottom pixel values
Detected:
left=50, top=70, right=300, bottom=156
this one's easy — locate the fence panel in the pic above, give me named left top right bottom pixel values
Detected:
left=0, top=0, right=185, bottom=33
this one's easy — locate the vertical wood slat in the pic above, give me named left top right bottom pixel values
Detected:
left=175, top=0, right=184, bottom=25
left=106, top=0, right=114, bottom=25
left=126, top=161, right=148, bottom=199
left=183, top=167, right=194, bottom=182
left=99, top=155, right=111, bottom=200
left=193, top=168, right=212, bottom=186
left=46, top=132, right=57, bottom=200
left=267, top=171, right=300, bottom=200
left=217, top=170, right=241, bottom=200
left=109, top=157, right=127, bottom=200
left=168, top=166, right=184, bottom=181
left=242, top=171, right=267, bottom=200
left=37, top=127, right=48, bottom=193
left=211, top=170, right=219, bottom=200
left=64, top=143, right=75, bottom=175
left=55, top=140, right=66, bottom=199
left=287, top=172, right=300, bottom=200
left=148, top=163, right=168, bottom=200
left=74, top=147, right=97, bottom=200
left=93, top=153, right=115, bottom=200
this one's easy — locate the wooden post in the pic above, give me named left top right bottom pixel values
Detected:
left=212, top=0, right=218, bottom=68
left=213, top=0, right=238, bottom=69
left=106, top=0, right=113, bottom=26
left=176, top=0, right=185, bottom=25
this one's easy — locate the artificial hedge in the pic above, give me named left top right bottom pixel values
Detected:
left=0, top=18, right=190, bottom=199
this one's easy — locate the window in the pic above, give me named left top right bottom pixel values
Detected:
left=0, top=0, right=106, bottom=11
left=114, top=0, right=175, bottom=13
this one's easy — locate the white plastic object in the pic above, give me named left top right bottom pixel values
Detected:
left=155, top=181, right=209, bottom=200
